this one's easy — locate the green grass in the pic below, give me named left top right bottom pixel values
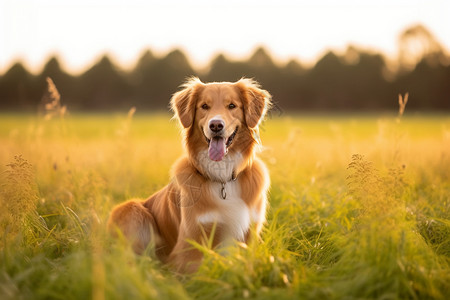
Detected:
left=0, top=112, right=449, bottom=299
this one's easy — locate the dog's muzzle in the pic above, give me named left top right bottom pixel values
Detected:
left=204, top=119, right=238, bottom=162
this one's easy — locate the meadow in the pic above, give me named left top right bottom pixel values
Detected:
left=0, top=111, right=449, bottom=299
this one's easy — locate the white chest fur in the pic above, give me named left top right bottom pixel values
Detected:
left=197, top=179, right=253, bottom=241
left=195, top=150, right=266, bottom=242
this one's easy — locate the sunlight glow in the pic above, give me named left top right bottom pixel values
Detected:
left=1, top=0, right=449, bottom=73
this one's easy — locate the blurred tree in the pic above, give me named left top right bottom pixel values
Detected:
left=305, top=49, right=390, bottom=110
left=130, top=50, right=156, bottom=84
left=395, top=59, right=450, bottom=110
left=396, top=25, right=450, bottom=110
left=132, top=49, right=195, bottom=109
left=244, top=47, right=281, bottom=87
left=77, top=55, right=131, bottom=110
left=129, top=50, right=157, bottom=108
left=345, top=51, right=390, bottom=109
left=0, top=62, right=35, bottom=109
left=207, top=47, right=279, bottom=82
left=306, top=51, right=347, bottom=109
left=398, top=24, right=447, bottom=71
left=278, top=59, right=307, bottom=110
left=247, top=47, right=277, bottom=72
left=206, top=54, right=247, bottom=82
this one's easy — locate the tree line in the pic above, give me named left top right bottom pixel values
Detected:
left=1, top=25, right=448, bottom=112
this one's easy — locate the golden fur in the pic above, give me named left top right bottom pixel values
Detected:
left=107, top=78, right=271, bottom=273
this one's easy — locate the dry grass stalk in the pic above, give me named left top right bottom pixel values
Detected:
left=41, top=77, right=67, bottom=120
left=398, top=93, right=409, bottom=118
left=127, top=106, right=136, bottom=119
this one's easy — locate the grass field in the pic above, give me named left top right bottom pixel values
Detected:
left=0, top=111, right=449, bottom=299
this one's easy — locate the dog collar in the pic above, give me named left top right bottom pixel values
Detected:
left=195, top=169, right=237, bottom=200
left=219, top=171, right=237, bottom=199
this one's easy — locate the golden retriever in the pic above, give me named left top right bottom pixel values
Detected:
left=107, top=77, right=271, bottom=273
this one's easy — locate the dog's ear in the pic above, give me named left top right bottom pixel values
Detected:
left=170, top=77, right=203, bottom=128
left=237, top=78, right=272, bottom=128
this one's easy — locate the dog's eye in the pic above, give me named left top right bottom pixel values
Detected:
left=201, top=104, right=209, bottom=110
left=228, top=103, right=236, bottom=109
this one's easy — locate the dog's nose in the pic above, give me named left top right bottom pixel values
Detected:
left=209, top=119, right=225, bottom=133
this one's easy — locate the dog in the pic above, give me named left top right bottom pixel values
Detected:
left=107, top=77, right=271, bottom=273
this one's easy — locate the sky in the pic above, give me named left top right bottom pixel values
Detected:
left=1, top=0, right=449, bottom=74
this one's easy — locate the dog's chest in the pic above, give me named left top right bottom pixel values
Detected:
left=195, top=150, right=264, bottom=241
left=196, top=180, right=263, bottom=242
left=197, top=151, right=241, bottom=182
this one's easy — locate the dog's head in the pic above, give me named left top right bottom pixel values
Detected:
left=171, top=77, right=271, bottom=162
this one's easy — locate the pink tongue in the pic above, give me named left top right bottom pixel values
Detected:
left=208, top=137, right=226, bottom=161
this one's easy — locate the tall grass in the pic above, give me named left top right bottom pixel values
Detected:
left=0, top=109, right=449, bottom=299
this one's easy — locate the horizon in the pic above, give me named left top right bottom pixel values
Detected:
left=2, top=31, right=448, bottom=77
left=0, top=44, right=406, bottom=76
left=1, top=0, right=449, bottom=75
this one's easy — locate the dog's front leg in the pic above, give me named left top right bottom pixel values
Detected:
left=168, top=224, right=204, bottom=273
left=168, top=219, right=224, bottom=273
left=169, top=158, right=222, bottom=273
